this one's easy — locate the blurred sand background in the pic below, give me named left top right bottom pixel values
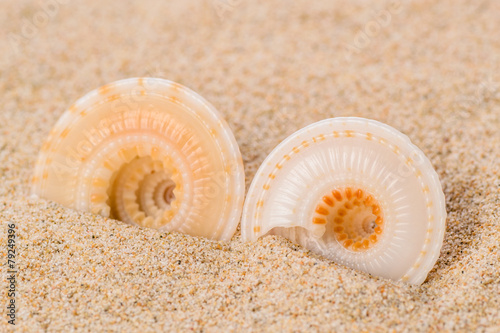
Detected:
left=1, top=0, right=499, bottom=331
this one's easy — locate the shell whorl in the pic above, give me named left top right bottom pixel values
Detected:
left=32, top=78, right=245, bottom=241
left=241, top=118, right=446, bottom=284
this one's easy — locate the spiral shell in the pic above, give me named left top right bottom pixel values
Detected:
left=32, top=78, right=245, bottom=241
left=241, top=118, right=446, bottom=284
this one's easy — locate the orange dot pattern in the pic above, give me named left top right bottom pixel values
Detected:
left=313, top=187, right=384, bottom=252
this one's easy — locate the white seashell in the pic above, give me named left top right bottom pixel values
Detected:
left=32, top=78, right=245, bottom=241
left=241, top=117, right=446, bottom=284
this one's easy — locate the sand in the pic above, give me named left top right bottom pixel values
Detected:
left=1, top=0, right=499, bottom=331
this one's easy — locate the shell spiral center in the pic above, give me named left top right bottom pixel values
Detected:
left=314, top=187, right=384, bottom=252
left=107, top=156, right=181, bottom=228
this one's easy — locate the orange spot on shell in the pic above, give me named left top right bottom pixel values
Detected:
left=107, top=94, right=120, bottom=102
left=313, top=217, right=326, bottom=224
left=91, top=194, right=106, bottom=203
left=170, top=96, right=181, bottom=104
left=322, top=196, right=334, bottom=207
left=332, top=190, right=342, bottom=201
left=315, top=205, right=329, bottom=215
left=92, top=178, right=108, bottom=187
left=99, top=84, right=112, bottom=95
left=103, top=160, right=114, bottom=170
left=60, top=128, right=70, bottom=138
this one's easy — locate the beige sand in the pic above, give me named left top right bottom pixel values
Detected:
left=1, top=0, right=499, bottom=331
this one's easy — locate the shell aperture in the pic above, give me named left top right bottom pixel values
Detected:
left=32, top=78, right=245, bottom=241
left=241, top=118, right=446, bottom=284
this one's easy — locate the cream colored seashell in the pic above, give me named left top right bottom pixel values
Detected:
left=32, top=78, right=245, bottom=241
left=241, top=118, right=446, bottom=284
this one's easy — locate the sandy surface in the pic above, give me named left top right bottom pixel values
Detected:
left=1, top=0, right=499, bottom=331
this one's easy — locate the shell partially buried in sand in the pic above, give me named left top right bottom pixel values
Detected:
left=32, top=78, right=245, bottom=241
left=241, top=118, right=446, bottom=284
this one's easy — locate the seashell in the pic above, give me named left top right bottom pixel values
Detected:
left=241, top=117, right=446, bottom=284
left=32, top=78, right=245, bottom=241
